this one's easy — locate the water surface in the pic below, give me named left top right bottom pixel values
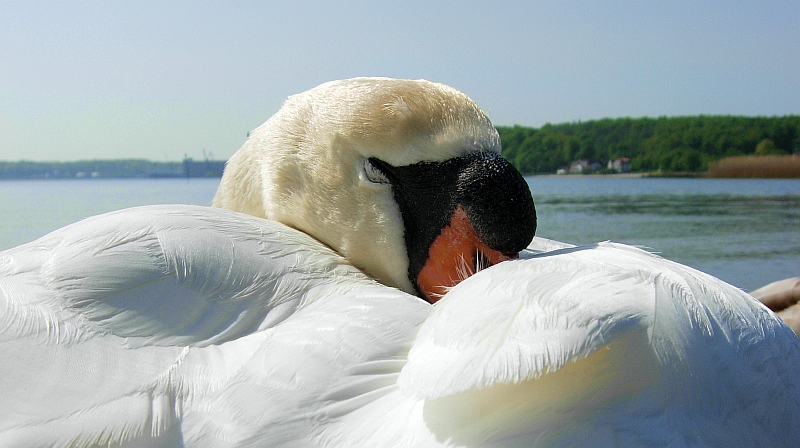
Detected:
left=527, top=176, right=800, bottom=291
left=0, top=178, right=220, bottom=250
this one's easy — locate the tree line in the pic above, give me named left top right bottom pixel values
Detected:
left=497, top=116, right=800, bottom=175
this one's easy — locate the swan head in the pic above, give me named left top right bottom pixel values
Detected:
left=213, top=78, right=536, bottom=303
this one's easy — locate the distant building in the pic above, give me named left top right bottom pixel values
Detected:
left=568, top=160, right=591, bottom=174
left=607, top=157, right=631, bottom=173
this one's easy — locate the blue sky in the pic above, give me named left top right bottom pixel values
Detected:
left=1, top=1, right=798, bottom=161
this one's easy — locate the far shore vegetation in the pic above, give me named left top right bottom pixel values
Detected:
left=1, top=116, right=798, bottom=179
left=498, top=115, right=800, bottom=178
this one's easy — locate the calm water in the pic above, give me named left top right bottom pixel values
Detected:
left=0, top=179, right=221, bottom=252
left=527, top=176, right=800, bottom=292
left=1, top=177, right=798, bottom=292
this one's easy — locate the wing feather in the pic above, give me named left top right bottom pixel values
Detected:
left=0, top=205, right=400, bottom=446
left=399, top=242, right=800, bottom=446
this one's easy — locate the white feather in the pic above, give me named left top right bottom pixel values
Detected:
left=3, top=213, right=799, bottom=447
left=397, top=243, right=800, bottom=446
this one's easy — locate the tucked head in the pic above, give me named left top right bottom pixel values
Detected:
left=213, top=77, right=536, bottom=302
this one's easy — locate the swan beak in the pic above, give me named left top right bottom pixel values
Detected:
left=417, top=206, right=518, bottom=303
left=368, top=151, right=536, bottom=303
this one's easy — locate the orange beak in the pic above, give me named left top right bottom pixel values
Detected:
left=416, top=207, right=518, bottom=303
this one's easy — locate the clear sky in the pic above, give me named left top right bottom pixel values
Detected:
left=1, top=1, right=798, bottom=162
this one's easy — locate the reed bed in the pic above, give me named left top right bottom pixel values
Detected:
left=706, top=155, right=800, bottom=178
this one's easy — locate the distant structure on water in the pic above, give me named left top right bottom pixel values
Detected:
left=147, top=158, right=226, bottom=178
left=181, top=158, right=226, bottom=178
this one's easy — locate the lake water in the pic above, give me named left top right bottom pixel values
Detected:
left=0, top=177, right=798, bottom=292
left=527, top=176, right=799, bottom=292
left=0, top=179, right=220, bottom=252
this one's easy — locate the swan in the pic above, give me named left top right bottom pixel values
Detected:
left=1, top=78, right=799, bottom=447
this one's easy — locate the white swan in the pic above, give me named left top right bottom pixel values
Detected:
left=1, top=78, right=799, bottom=447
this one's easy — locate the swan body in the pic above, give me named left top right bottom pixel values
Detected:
left=2, top=206, right=798, bottom=446
left=2, top=78, right=799, bottom=446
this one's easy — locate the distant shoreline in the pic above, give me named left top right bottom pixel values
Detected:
left=530, top=155, right=800, bottom=179
left=0, top=158, right=225, bottom=180
left=2, top=155, right=798, bottom=180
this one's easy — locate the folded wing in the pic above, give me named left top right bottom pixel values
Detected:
left=399, top=242, right=800, bottom=446
left=0, top=205, right=426, bottom=446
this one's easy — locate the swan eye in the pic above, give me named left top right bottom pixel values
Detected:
left=364, top=159, right=391, bottom=184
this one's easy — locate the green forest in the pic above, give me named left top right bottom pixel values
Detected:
left=498, top=115, right=800, bottom=175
